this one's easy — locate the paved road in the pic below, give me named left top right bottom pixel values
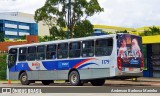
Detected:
left=1, top=79, right=160, bottom=87
left=1, top=79, right=160, bottom=96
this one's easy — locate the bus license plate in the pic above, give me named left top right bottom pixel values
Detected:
left=129, top=68, right=134, bottom=71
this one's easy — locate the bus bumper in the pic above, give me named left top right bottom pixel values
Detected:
left=121, top=72, right=143, bottom=77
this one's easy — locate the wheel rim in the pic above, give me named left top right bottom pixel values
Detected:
left=71, top=74, right=77, bottom=83
left=22, top=75, right=27, bottom=82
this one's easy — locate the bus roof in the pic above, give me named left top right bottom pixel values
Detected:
left=8, top=33, right=139, bottom=49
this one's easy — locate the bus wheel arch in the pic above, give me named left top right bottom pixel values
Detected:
left=19, top=70, right=26, bottom=80
left=68, top=69, right=83, bottom=86
left=19, top=71, right=30, bottom=85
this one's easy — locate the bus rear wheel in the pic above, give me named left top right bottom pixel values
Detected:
left=41, top=80, right=53, bottom=85
left=69, top=71, right=83, bottom=86
left=20, top=72, right=30, bottom=85
left=90, top=79, right=105, bottom=86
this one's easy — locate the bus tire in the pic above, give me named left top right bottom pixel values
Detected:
left=20, top=72, right=30, bottom=85
left=69, top=71, right=83, bottom=86
left=41, top=80, right=53, bottom=85
left=91, top=79, right=105, bottom=86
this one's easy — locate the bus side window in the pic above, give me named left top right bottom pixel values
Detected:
left=19, top=47, right=27, bottom=61
left=95, top=38, right=113, bottom=56
left=82, top=40, right=94, bottom=57
left=27, top=47, right=36, bottom=61
left=57, top=43, right=68, bottom=59
left=69, top=42, right=81, bottom=58
left=46, top=45, right=56, bottom=59
left=37, top=46, right=45, bottom=60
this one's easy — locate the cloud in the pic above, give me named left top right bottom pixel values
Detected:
left=0, top=0, right=46, bottom=14
left=0, top=0, right=160, bottom=28
left=88, top=0, right=160, bottom=28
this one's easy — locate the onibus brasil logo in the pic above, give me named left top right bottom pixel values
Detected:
left=2, top=88, right=42, bottom=93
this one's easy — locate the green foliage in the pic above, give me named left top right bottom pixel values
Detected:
left=0, top=54, right=7, bottom=80
left=38, top=35, right=59, bottom=42
left=4, top=37, right=9, bottom=41
left=14, top=38, right=18, bottom=41
left=34, top=0, right=103, bottom=39
left=38, top=36, right=46, bottom=42
left=20, top=35, right=26, bottom=40
left=139, top=26, right=160, bottom=36
left=74, top=20, right=93, bottom=38
left=106, top=32, right=114, bottom=34
left=116, top=30, right=128, bottom=33
left=0, top=32, right=4, bottom=42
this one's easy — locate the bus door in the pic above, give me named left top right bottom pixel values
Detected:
left=117, top=34, right=144, bottom=72
left=8, top=48, right=17, bottom=71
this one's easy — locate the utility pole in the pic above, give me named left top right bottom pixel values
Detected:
left=67, top=0, right=71, bottom=39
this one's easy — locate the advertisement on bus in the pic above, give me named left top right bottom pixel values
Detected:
left=117, top=34, right=143, bottom=70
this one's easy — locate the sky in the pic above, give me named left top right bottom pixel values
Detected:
left=0, top=0, right=160, bottom=28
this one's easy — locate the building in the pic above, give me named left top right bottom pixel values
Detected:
left=6, top=12, right=50, bottom=37
left=93, top=25, right=136, bottom=33
left=0, top=35, right=38, bottom=53
left=141, top=35, right=160, bottom=78
left=0, top=12, right=38, bottom=39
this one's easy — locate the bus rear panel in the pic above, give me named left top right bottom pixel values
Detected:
left=116, top=34, right=143, bottom=78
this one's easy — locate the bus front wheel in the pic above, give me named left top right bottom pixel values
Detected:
left=90, top=79, right=105, bottom=86
left=20, top=72, right=30, bottom=85
left=69, top=71, right=83, bottom=86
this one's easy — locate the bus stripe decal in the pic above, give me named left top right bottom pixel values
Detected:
left=77, top=63, right=98, bottom=69
left=28, top=66, right=32, bottom=71
left=73, top=58, right=96, bottom=68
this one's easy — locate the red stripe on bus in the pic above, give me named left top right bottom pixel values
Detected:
left=73, top=58, right=96, bottom=68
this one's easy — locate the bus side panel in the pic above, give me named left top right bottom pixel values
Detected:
left=8, top=64, right=19, bottom=80
left=15, top=57, right=112, bottom=80
left=79, top=68, right=110, bottom=80
left=9, top=72, right=19, bottom=80
left=27, top=71, right=39, bottom=80
left=23, top=70, right=69, bottom=80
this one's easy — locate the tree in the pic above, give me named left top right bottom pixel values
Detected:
left=140, top=26, right=160, bottom=36
left=148, top=26, right=160, bottom=35
left=0, top=54, right=7, bottom=80
left=34, top=0, right=103, bottom=40
left=116, top=30, right=128, bottom=33
left=0, top=32, right=4, bottom=42
left=73, top=20, right=93, bottom=38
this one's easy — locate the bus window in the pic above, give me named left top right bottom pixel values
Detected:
left=27, top=46, right=36, bottom=61
left=37, top=46, right=45, bottom=60
left=19, top=48, right=27, bottom=61
left=46, top=45, right=57, bottom=59
left=57, top=43, right=68, bottom=59
left=9, top=48, right=17, bottom=54
left=8, top=48, right=17, bottom=68
left=95, top=38, right=113, bottom=56
left=69, top=42, right=81, bottom=58
left=82, top=40, right=94, bottom=57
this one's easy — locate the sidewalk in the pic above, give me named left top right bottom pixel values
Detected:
left=138, top=77, right=160, bottom=82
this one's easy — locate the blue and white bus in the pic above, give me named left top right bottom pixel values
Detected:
left=7, top=33, right=144, bottom=86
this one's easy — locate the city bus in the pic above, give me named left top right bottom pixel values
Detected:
left=7, top=33, right=144, bottom=86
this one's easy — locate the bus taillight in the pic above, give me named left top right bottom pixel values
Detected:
left=140, top=58, right=144, bottom=71
left=117, top=57, right=122, bottom=70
